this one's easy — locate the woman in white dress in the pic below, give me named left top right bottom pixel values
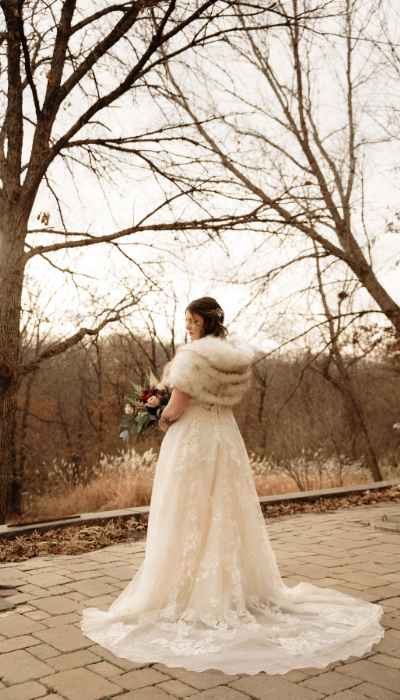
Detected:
left=80, top=296, right=384, bottom=675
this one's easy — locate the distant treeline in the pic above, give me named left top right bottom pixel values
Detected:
left=17, top=332, right=400, bottom=497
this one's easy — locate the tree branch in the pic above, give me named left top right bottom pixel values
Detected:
left=16, top=0, right=41, bottom=118
left=1, top=0, right=23, bottom=199
left=21, top=312, right=122, bottom=376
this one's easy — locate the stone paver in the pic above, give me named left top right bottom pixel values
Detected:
left=34, top=623, right=93, bottom=652
left=0, top=680, right=47, bottom=700
left=29, top=642, right=60, bottom=660
left=0, top=649, right=53, bottom=683
left=0, top=634, right=41, bottom=653
left=112, top=666, right=171, bottom=690
left=154, top=667, right=239, bottom=690
left=370, top=652, right=400, bottom=669
left=41, top=667, right=121, bottom=700
left=0, top=613, right=45, bottom=638
left=0, top=502, right=399, bottom=699
left=102, top=564, right=137, bottom=580
left=299, top=670, right=361, bottom=694
left=28, top=573, right=72, bottom=588
left=373, top=629, right=400, bottom=656
left=42, top=612, right=80, bottom=628
left=336, top=658, right=400, bottom=693
left=230, top=674, right=325, bottom=699
left=25, top=610, right=51, bottom=621
left=192, top=688, right=251, bottom=699
left=326, top=692, right=370, bottom=700
left=355, top=683, right=400, bottom=699
left=30, top=595, right=80, bottom=615
left=0, top=570, right=28, bottom=587
left=46, top=648, right=100, bottom=671
left=86, top=660, right=123, bottom=677
left=18, top=584, right=49, bottom=597
left=89, top=643, right=143, bottom=670
left=118, top=688, right=174, bottom=699
left=157, top=678, right=198, bottom=696
left=68, top=579, right=117, bottom=597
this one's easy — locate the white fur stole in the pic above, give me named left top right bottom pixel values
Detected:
left=162, top=334, right=255, bottom=407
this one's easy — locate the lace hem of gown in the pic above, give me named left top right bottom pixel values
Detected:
left=81, top=580, right=384, bottom=675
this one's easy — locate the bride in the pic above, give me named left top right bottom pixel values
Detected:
left=80, top=296, right=384, bottom=675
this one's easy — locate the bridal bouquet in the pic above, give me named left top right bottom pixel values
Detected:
left=120, top=374, right=170, bottom=440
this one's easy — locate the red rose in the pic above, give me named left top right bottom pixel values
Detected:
left=140, top=387, right=160, bottom=403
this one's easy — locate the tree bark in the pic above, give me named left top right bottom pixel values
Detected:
left=348, top=252, right=400, bottom=335
left=0, top=213, right=26, bottom=521
left=314, top=243, right=383, bottom=481
left=14, top=370, right=36, bottom=515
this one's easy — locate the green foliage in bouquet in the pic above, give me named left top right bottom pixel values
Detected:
left=120, top=379, right=170, bottom=440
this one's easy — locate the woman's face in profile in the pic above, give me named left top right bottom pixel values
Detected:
left=185, top=311, right=204, bottom=340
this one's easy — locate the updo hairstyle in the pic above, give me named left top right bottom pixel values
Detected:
left=185, top=297, right=228, bottom=339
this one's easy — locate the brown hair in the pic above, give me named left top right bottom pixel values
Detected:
left=185, top=296, right=228, bottom=339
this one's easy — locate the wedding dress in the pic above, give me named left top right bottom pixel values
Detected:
left=80, top=398, right=384, bottom=675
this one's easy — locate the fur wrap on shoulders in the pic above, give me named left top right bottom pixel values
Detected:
left=161, top=334, right=255, bottom=407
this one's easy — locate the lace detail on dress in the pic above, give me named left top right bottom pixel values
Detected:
left=80, top=400, right=384, bottom=675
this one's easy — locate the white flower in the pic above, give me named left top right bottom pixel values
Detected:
left=124, top=403, right=134, bottom=415
left=393, top=422, right=400, bottom=432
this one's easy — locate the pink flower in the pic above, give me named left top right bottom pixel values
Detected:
left=146, top=395, right=161, bottom=407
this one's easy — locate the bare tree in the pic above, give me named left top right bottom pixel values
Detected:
left=155, top=0, right=400, bottom=336
left=1, top=0, right=302, bottom=521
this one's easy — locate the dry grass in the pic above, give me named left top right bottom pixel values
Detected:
left=15, top=448, right=157, bottom=523
left=252, top=465, right=371, bottom=497
left=29, top=471, right=155, bottom=521
left=10, top=448, right=398, bottom=526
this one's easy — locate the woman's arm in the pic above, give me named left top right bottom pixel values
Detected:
left=159, top=388, right=191, bottom=432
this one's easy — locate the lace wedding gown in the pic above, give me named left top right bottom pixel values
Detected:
left=80, top=399, right=384, bottom=675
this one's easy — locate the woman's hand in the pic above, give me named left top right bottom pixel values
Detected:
left=159, top=413, right=174, bottom=432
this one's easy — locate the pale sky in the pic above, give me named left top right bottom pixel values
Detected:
left=24, top=1, right=400, bottom=353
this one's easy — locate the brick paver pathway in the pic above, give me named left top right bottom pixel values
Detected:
left=0, top=503, right=399, bottom=700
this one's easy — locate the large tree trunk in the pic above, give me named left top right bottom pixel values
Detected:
left=314, top=242, right=383, bottom=482
left=319, top=350, right=383, bottom=482
left=15, top=371, right=37, bottom=516
left=0, top=213, right=26, bottom=523
left=338, top=376, right=382, bottom=482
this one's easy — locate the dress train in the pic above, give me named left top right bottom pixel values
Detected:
left=80, top=402, right=384, bottom=675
